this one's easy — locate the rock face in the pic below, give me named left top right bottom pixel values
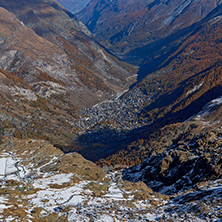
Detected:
left=77, top=0, right=221, bottom=61
left=122, top=120, right=222, bottom=194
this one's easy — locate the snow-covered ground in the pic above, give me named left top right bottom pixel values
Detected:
left=194, top=95, right=222, bottom=119
left=0, top=196, right=11, bottom=213
left=0, top=138, right=221, bottom=221
left=0, top=154, right=19, bottom=181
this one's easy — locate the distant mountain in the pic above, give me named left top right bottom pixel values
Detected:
left=77, top=0, right=222, bottom=62
left=0, top=0, right=136, bottom=145
left=56, top=0, right=91, bottom=14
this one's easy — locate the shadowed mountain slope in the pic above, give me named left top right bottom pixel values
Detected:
left=77, top=0, right=222, bottom=63
left=133, top=4, right=222, bottom=124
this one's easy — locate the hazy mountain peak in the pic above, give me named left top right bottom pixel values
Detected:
left=56, top=0, right=91, bottom=14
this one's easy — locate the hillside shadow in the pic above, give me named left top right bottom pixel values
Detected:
left=142, top=64, right=216, bottom=113
left=74, top=127, right=143, bottom=162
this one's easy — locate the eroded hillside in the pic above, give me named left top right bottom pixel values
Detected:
left=0, top=0, right=136, bottom=145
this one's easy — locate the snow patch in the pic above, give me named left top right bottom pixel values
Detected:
left=0, top=196, right=10, bottom=213
left=186, top=81, right=204, bottom=97
left=0, top=156, right=18, bottom=180
left=194, top=95, right=222, bottom=119
left=32, top=173, right=73, bottom=189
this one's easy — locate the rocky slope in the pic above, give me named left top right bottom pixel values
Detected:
left=0, top=0, right=136, bottom=145
left=57, top=0, right=91, bottom=14
left=77, top=0, right=222, bottom=62
left=0, top=136, right=221, bottom=221
left=123, top=124, right=222, bottom=195
left=0, top=0, right=136, bottom=103
left=119, top=101, right=222, bottom=220
left=0, top=137, right=166, bottom=221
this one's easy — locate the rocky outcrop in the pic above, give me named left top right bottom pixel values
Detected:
left=123, top=129, right=222, bottom=195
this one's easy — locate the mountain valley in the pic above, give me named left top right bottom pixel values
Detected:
left=0, top=0, right=222, bottom=221
left=0, top=0, right=136, bottom=145
left=64, top=3, right=222, bottom=166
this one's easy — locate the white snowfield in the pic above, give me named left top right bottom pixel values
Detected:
left=0, top=155, right=19, bottom=179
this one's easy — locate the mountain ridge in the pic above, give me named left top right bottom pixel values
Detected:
left=0, top=0, right=136, bottom=146
left=77, top=0, right=222, bottom=63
